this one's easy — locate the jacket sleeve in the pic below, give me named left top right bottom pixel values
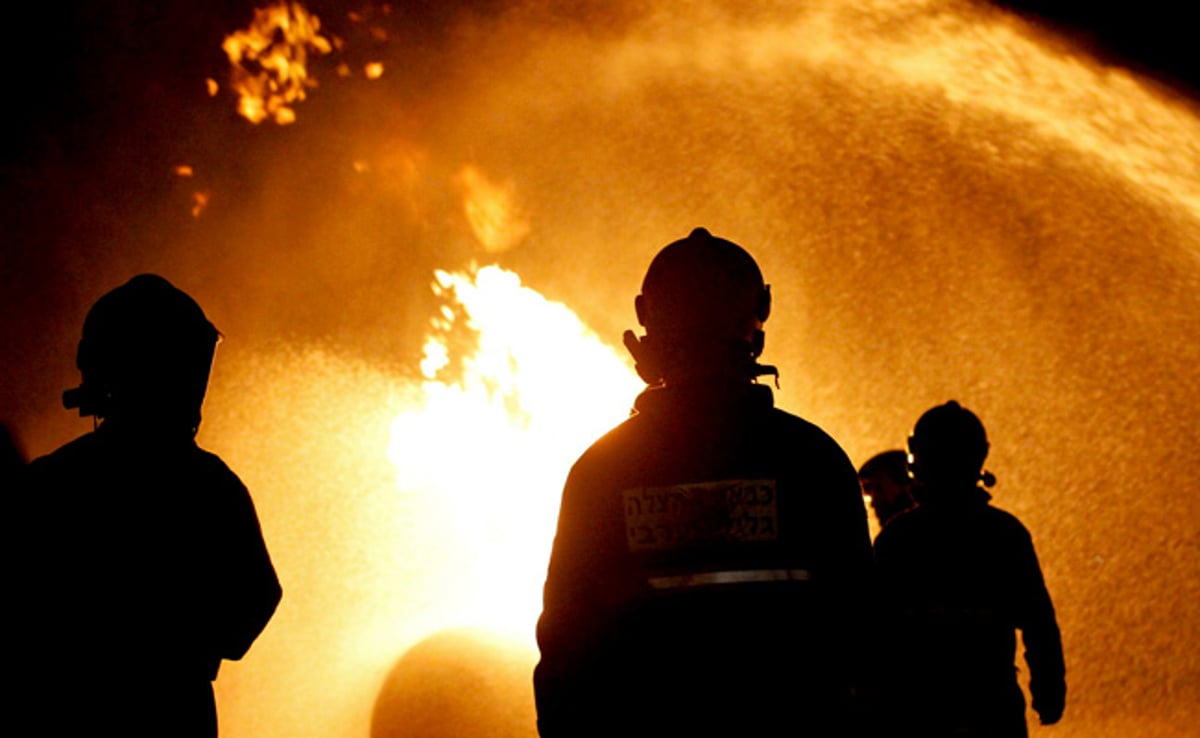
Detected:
left=206, top=464, right=282, bottom=666
left=534, top=463, right=600, bottom=738
left=1015, top=528, right=1066, bottom=724
left=533, top=456, right=635, bottom=738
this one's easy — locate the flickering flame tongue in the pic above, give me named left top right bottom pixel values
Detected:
left=388, top=266, right=642, bottom=636
left=222, top=1, right=332, bottom=124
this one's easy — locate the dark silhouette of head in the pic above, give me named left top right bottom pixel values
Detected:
left=623, top=227, right=773, bottom=386
left=858, top=449, right=916, bottom=528
left=906, top=400, right=995, bottom=492
left=63, top=274, right=220, bottom=439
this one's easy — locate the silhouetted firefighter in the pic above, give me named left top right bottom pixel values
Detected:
left=873, top=401, right=1066, bottom=737
left=11, top=274, right=281, bottom=737
left=534, top=228, right=874, bottom=738
left=858, top=449, right=916, bottom=533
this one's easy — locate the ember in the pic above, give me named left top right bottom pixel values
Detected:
left=222, top=1, right=333, bottom=124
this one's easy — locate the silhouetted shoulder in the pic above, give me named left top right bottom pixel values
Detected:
left=875, top=497, right=1036, bottom=558
left=190, top=446, right=252, bottom=493
left=20, top=432, right=100, bottom=493
left=26, top=431, right=97, bottom=469
left=25, top=432, right=242, bottom=483
left=582, top=385, right=850, bottom=471
left=768, top=407, right=856, bottom=458
left=19, top=434, right=260, bottom=539
left=571, top=410, right=643, bottom=463
left=980, top=504, right=1034, bottom=537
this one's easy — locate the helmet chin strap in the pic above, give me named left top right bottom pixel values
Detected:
left=748, top=329, right=780, bottom=387
left=753, top=360, right=780, bottom=388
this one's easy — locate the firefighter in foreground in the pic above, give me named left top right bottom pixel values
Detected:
left=873, top=401, right=1066, bottom=737
left=12, top=274, right=281, bottom=737
left=534, top=228, right=874, bottom=737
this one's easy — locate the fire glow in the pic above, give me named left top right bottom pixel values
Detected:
left=388, top=265, right=642, bottom=637
left=180, top=2, right=1200, bottom=738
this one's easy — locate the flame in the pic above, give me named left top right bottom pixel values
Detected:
left=365, top=62, right=385, bottom=80
left=455, top=166, right=531, bottom=253
left=191, top=191, right=211, bottom=218
left=387, top=265, right=642, bottom=638
left=222, top=1, right=333, bottom=125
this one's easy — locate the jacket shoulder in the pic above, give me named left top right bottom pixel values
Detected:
left=768, top=407, right=850, bottom=449
left=979, top=504, right=1036, bottom=543
left=876, top=501, right=1034, bottom=549
left=568, top=411, right=644, bottom=471
left=192, top=446, right=247, bottom=486
left=27, top=432, right=99, bottom=466
left=22, top=433, right=101, bottom=484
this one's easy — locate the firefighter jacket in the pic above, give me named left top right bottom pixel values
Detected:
left=534, top=382, right=874, bottom=738
left=10, top=423, right=282, bottom=737
left=872, top=485, right=1066, bottom=738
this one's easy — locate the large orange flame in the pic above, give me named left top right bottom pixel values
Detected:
left=388, top=265, right=642, bottom=638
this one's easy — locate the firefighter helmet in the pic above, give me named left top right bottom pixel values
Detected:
left=64, top=274, right=220, bottom=433
left=906, top=400, right=993, bottom=488
left=635, top=227, right=771, bottom=346
left=624, top=228, right=773, bottom=384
